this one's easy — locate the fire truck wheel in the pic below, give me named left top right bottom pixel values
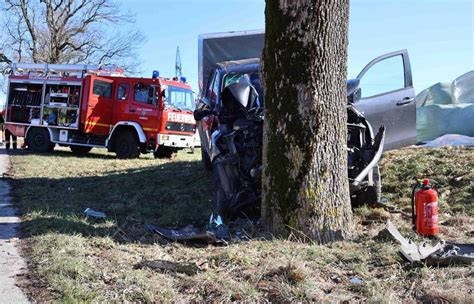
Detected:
left=154, top=146, right=174, bottom=158
left=70, top=145, right=93, bottom=155
left=201, top=148, right=212, bottom=171
left=27, top=128, right=54, bottom=153
left=114, top=130, right=140, bottom=159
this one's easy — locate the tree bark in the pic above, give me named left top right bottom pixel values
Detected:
left=262, top=0, right=352, bottom=243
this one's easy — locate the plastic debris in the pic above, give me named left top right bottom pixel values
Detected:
left=349, top=277, right=364, bottom=284
left=84, top=208, right=107, bottom=218
left=385, top=220, right=474, bottom=265
left=386, top=220, right=443, bottom=262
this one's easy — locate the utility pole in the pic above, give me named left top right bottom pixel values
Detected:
left=175, top=46, right=182, bottom=78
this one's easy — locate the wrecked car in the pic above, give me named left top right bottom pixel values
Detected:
left=195, top=59, right=385, bottom=222
left=195, top=31, right=416, bottom=222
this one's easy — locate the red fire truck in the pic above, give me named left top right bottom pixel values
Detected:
left=4, top=63, right=196, bottom=158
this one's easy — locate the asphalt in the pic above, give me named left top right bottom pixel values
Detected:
left=0, top=148, right=29, bottom=303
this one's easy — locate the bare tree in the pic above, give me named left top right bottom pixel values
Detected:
left=0, top=0, right=144, bottom=74
left=262, top=0, right=352, bottom=243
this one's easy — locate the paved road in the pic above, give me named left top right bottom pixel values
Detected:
left=0, top=149, right=29, bottom=303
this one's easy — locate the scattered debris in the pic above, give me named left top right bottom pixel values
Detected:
left=386, top=220, right=474, bottom=265
left=386, top=220, right=444, bottom=262
left=83, top=208, right=107, bottom=218
left=349, top=277, right=364, bottom=284
left=195, top=258, right=209, bottom=271
left=330, top=275, right=342, bottom=284
left=427, top=244, right=474, bottom=266
left=145, top=218, right=261, bottom=245
left=145, top=223, right=218, bottom=244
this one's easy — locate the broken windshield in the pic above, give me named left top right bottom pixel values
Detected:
left=165, top=86, right=194, bottom=111
left=223, top=71, right=263, bottom=107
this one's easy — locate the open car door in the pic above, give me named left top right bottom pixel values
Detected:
left=355, top=50, right=416, bottom=150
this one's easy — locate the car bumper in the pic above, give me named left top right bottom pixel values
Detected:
left=157, top=133, right=194, bottom=148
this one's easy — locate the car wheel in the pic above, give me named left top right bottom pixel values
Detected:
left=70, top=145, right=93, bottom=155
left=114, top=130, right=140, bottom=159
left=351, top=186, right=377, bottom=208
left=201, top=147, right=212, bottom=171
left=27, top=128, right=55, bottom=152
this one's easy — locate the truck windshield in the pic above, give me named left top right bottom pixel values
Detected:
left=165, top=86, right=194, bottom=111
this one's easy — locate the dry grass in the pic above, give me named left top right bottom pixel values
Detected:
left=7, top=146, right=474, bottom=302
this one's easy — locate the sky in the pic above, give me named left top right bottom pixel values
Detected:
left=1, top=0, right=473, bottom=104
left=118, top=0, right=473, bottom=92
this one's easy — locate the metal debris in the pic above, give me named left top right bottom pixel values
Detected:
left=386, top=220, right=473, bottom=265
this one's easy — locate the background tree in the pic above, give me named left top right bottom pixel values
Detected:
left=262, top=0, right=352, bottom=243
left=0, top=0, right=144, bottom=75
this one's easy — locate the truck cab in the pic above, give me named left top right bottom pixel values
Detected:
left=4, top=63, right=196, bottom=159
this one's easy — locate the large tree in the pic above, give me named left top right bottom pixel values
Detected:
left=262, top=0, right=352, bottom=243
left=0, top=0, right=144, bottom=75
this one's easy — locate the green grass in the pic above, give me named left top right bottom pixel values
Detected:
left=380, top=147, right=473, bottom=216
left=8, top=146, right=474, bottom=302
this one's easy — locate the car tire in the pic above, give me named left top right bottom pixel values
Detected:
left=352, top=187, right=377, bottom=208
left=154, top=146, right=175, bottom=159
left=351, top=165, right=381, bottom=207
left=70, top=145, right=93, bottom=155
left=201, top=147, right=212, bottom=171
left=114, top=130, right=140, bottom=159
left=27, top=128, right=55, bottom=152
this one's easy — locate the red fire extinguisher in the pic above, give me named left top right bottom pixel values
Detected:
left=411, top=179, right=439, bottom=236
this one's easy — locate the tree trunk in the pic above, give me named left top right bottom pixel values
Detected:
left=262, top=0, right=352, bottom=243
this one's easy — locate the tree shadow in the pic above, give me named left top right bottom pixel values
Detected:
left=3, top=147, right=118, bottom=160
left=10, top=159, right=213, bottom=243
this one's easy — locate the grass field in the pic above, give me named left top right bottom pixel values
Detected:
left=7, top=146, right=474, bottom=302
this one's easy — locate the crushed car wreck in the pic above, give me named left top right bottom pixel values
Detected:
left=194, top=63, right=386, bottom=227
left=192, top=30, right=417, bottom=236
left=194, top=31, right=416, bottom=228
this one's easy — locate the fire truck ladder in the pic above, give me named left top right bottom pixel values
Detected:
left=11, top=63, right=100, bottom=77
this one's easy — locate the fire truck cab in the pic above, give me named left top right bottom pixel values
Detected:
left=4, top=63, right=196, bottom=159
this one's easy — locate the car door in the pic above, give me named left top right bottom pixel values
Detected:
left=355, top=50, right=416, bottom=150
left=84, top=76, right=114, bottom=135
left=198, top=69, right=220, bottom=155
